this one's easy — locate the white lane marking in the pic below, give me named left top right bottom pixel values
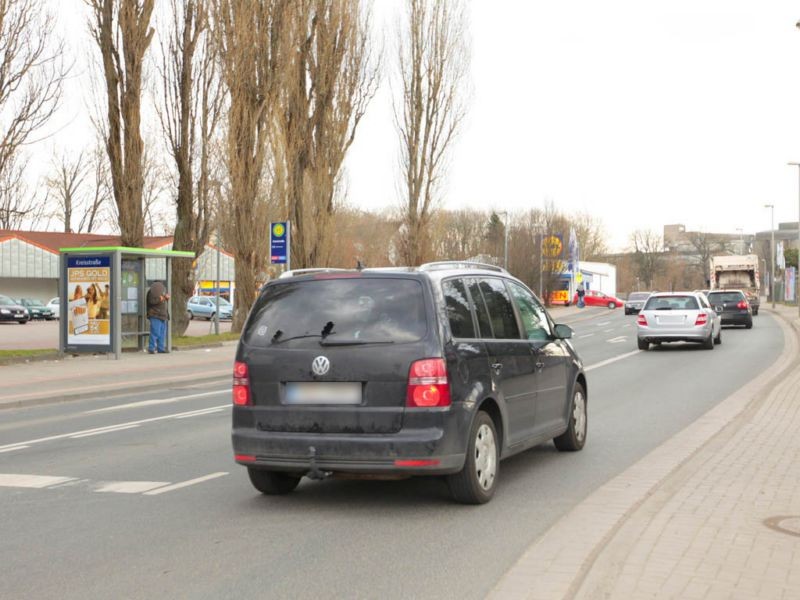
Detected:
left=578, top=333, right=595, bottom=339
left=585, top=349, right=641, bottom=372
left=607, top=336, right=627, bottom=344
left=85, top=389, right=230, bottom=414
left=174, top=407, right=225, bottom=419
left=0, top=446, right=29, bottom=453
left=0, top=474, right=76, bottom=488
left=95, top=481, right=170, bottom=494
left=69, top=424, right=141, bottom=439
left=603, top=328, right=614, bottom=333
left=144, top=472, right=229, bottom=496
left=623, top=323, right=632, bottom=328
left=596, top=321, right=611, bottom=327
left=0, top=404, right=231, bottom=452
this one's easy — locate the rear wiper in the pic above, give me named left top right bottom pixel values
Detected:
left=271, top=322, right=338, bottom=344
left=319, top=339, right=395, bottom=346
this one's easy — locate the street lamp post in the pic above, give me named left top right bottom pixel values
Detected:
left=788, top=163, right=800, bottom=311
left=765, top=204, right=775, bottom=309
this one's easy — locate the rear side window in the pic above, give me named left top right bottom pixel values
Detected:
left=442, top=279, right=476, bottom=339
left=243, top=278, right=428, bottom=346
left=644, top=295, right=700, bottom=310
left=478, top=278, right=520, bottom=340
left=707, top=292, right=745, bottom=303
left=466, top=279, right=493, bottom=338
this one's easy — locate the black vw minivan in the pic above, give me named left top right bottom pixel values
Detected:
left=232, top=262, right=587, bottom=504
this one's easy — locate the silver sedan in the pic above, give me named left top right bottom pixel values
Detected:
left=636, top=292, right=721, bottom=350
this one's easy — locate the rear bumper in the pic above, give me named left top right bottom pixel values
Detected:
left=719, top=312, right=752, bottom=325
left=637, top=323, right=712, bottom=343
left=232, top=406, right=470, bottom=476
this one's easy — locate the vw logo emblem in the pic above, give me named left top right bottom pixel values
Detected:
left=311, top=356, right=330, bottom=376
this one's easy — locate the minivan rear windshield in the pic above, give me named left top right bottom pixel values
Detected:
left=243, top=278, right=428, bottom=347
left=643, top=295, right=699, bottom=311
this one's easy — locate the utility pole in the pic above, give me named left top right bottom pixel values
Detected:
left=214, top=227, right=220, bottom=335
left=765, top=204, right=775, bottom=309
left=497, top=211, right=509, bottom=270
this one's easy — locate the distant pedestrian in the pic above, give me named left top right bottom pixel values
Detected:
left=577, top=284, right=586, bottom=308
left=146, top=281, right=170, bottom=354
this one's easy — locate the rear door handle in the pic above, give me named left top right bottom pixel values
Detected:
left=491, top=362, right=503, bottom=373
left=535, top=361, right=545, bottom=370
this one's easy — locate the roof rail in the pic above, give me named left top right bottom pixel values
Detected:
left=277, top=268, right=349, bottom=279
left=418, top=261, right=508, bottom=274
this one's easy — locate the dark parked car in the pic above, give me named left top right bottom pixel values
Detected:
left=0, top=294, right=29, bottom=324
left=624, top=292, right=651, bottom=315
left=705, top=290, right=753, bottom=329
left=16, top=298, right=55, bottom=320
left=231, top=262, right=588, bottom=504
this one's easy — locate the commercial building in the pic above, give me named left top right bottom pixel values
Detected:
left=0, top=230, right=235, bottom=302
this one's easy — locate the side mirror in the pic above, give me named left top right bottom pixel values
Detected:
left=553, top=324, right=573, bottom=339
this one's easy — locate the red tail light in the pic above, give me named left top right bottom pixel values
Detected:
left=233, top=361, right=251, bottom=406
left=736, top=300, right=748, bottom=309
left=406, top=358, right=451, bottom=407
left=695, top=313, right=708, bottom=326
left=636, top=314, right=647, bottom=326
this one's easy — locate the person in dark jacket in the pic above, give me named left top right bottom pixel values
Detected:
left=146, top=281, right=170, bottom=353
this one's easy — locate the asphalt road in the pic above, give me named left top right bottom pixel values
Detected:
left=0, top=307, right=785, bottom=599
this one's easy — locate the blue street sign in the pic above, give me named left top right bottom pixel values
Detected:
left=270, top=222, right=289, bottom=264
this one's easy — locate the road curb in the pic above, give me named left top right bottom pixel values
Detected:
left=490, top=309, right=799, bottom=600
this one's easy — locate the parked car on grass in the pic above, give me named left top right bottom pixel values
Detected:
left=16, top=298, right=54, bottom=320
left=232, top=262, right=588, bottom=504
left=624, top=292, right=651, bottom=315
left=636, top=292, right=721, bottom=350
left=573, top=289, right=624, bottom=309
left=187, top=295, right=233, bottom=321
left=0, top=294, right=29, bottom=324
left=705, top=290, right=753, bottom=329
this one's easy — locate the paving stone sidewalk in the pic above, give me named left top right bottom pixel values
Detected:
left=493, top=305, right=800, bottom=599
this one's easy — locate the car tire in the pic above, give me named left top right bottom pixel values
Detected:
left=624, top=308, right=630, bottom=315
left=637, top=338, right=649, bottom=350
left=247, top=467, right=301, bottom=495
left=608, top=301, right=616, bottom=309
left=554, top=381, right=587, bottom=452
left=703, top=332, right=714, bottom=349
left=447, top=411, right=499, bottom=505
left=714, top=329, right=721, bottom=345
left=18, top=319, right=28, bottom=325
left=187, top=310, right=194, bottom=320
left=745, top=319, right=753, bottom=329
left=208, top=312, right=215, bottom=322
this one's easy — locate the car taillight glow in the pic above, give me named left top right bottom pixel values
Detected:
left=736, top=300, right=748, bottom=309
left=695, top=313, right=708, bottom=326
left=406, top=358, right=451, bottom=407
left=235, top=454, right=256, bottom=462
left=637, top=314, right=647, bottom=326
left=233, top=360, right=251, bottom=406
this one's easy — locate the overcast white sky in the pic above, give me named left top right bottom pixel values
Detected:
left=45, top=1, right=800, bottom=251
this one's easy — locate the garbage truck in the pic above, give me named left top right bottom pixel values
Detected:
left=709, top=254, right=760, bottom=315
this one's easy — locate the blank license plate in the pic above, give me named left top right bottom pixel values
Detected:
left=285, top=382, right=362, bottom=405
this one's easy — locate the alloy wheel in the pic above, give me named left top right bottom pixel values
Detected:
left=474, top=423, right=497, bottom=491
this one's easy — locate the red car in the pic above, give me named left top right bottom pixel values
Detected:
left=573, top=290, right=624, bottom=309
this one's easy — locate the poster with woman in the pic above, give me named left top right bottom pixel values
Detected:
left=67, top=256, right=111, bottom=346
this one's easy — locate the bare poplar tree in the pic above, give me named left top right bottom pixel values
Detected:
left=213, top=0, right=284, bottom=331
left=158, top=0, right=224, bottom=335
left=0, top=154, right=45, bottom=229
left=395, top=0, right=468, bottom=265
left=0, top=0, right=67, bottom=228
left=276, top=0, right=379, bottom=268
left=87, top=0, right=155, bottom=247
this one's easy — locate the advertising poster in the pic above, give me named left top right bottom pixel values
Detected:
left=785, top=267, right=797, bottom=303
left=67, top=256, right=111, bottom=346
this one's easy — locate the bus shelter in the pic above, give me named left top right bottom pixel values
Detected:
left=58, top=246, right=194, bottom=359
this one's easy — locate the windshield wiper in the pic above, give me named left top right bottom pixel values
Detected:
left=319, top=339, right=395, bottom=346
left=271, top=322, right=338, bottom=344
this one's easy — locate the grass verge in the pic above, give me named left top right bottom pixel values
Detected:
left=172, top=331, right=240, bottom=347
left=0, top=348, right=58, bottom=359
